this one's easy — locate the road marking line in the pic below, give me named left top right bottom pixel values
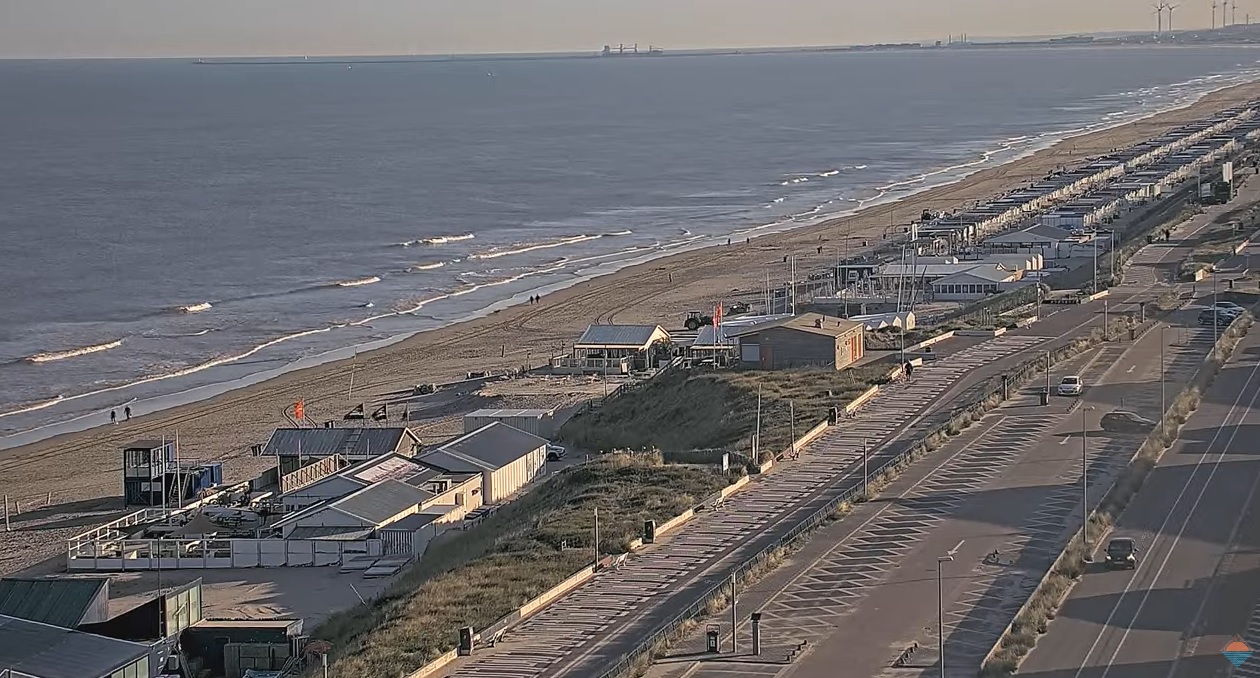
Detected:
left=1072, top=349, right=1260, bottom=678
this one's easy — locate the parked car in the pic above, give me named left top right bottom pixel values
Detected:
left=1104, top=537, right=1139, bottom=570
left=1214, top=301, right=1245, bottom=313
left=1100, top=410, right=1157, bottom=434
left=1199, top=309, right=1236, bottom=327
left=546, top=444, right=567, bottom=461
left=1057, top=375, right=1083, bottom=396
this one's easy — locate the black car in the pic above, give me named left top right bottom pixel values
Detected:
left=1100, top=410, right=1157, bottom=435
left=1104, top=537, right=1138, bottom=570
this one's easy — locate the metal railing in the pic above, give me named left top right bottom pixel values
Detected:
left=589, top=331, right=1107, bottom=678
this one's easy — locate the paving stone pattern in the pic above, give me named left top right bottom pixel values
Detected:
left=438, top=334, right=1053, bottom=678
left=900, top=328, right=1221, bottom=677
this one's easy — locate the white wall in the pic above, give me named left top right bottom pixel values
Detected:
left=485, top=446, right=546, bottom=503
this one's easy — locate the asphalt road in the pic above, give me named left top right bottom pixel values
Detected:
left=640, top=299, right=1216, bottom=678
left=432, top=193, right=1253, bottom=678
left=431, top=298, right=1128, bottom=678
left=1015, top=324, right=1260, bottom=678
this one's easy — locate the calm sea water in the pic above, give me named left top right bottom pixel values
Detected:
left=2, top=46, right=1260, bottom=440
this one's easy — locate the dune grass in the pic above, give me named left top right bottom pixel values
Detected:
left=311, top=453, right=735, bottom=677
left=558, top=363, right=893, bottom=460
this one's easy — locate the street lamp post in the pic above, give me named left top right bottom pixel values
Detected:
left=1082, top=406, right=1096, bottom=561
left=1160, top=325, right=1167, bottom=439
left=937, top=540, right=963, bottom=678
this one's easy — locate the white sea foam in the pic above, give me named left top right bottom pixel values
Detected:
left=407, top=262, right=446, bottom=272
left=335, top=276, right=381, bottom=287
left=397, top=233, right=476, bottom=247
left=469, top=232, right=629, bottom=260
left=27, top=339, right=124, bottom=364
left=176, top=302, right=213, bottom=313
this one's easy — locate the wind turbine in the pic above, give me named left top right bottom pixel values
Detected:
left=1233, top=1, right=1239, bottom=25
left=1166, top=3, right=1179, bottom=31
left=1223, top=0, right=1231, bottom=25
left=1153, top=2, right=1165, bottom=33
left=1213, top=0, right=1219, bottom=28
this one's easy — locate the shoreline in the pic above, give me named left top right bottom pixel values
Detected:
left=3, top=80, right=1260, bottom=524
left=2, top=69, right=1252, bottom=448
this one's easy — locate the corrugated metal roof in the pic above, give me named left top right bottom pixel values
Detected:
left=285, top=526, right=374, bottom=541
left=261, top=427, right=416, bottom=458
left=574, top=324, right=668, bottom=349
left=0, top=578, right=108, bottom=629
left=378, top=512, right=443, bottom=531
left=423, top=422, right=547, bottom=472
left=724, top=313, right=864, bottom=339
left=0, top=614, right=150, bottom=678
left=330, top=480, right=434, bottom=525
left=935, top=266, right=1017, bottom=283
left=465, top=409, right=554, bottom=419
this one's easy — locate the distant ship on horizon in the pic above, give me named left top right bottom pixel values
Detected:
left=601, top=44, right=664, bottom=56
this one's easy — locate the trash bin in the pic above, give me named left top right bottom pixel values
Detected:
left=706, top=625, right=721, bottom=653
left=643, top=519, right=657, bottom=544
left=458, top=626, right=475, bottom=656
left=1129, top=328, right=1137, bottom=341
left=1146, top=235, right=1155, bottom=244
left=1039, top=391, right=1049, bottom=406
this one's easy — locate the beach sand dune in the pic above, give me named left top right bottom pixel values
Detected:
left=3, top=81, right=1260, bottom=577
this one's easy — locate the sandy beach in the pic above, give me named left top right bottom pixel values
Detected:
left=4, top=79, right=1260, bottom=577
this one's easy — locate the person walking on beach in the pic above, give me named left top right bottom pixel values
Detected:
left=110, top=410, right=117, bottom=425
left=124, top=406, right=132, bottom=421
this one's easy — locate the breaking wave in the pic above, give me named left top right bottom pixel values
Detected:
left=469, top=231, right=630, bottom=260
left=27, top=339, right=124, bottom=364
left=335, top=276, right=381, bottom=287
left=176, top=302, right=213, bottom=314
left=397, top=233, right=476, bottom=247
left=407, top=262, right=446, bottom=272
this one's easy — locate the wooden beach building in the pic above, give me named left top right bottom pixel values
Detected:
left=556, top=323, right=671, bottom=374
left=725, top=313, right=864, bottom=371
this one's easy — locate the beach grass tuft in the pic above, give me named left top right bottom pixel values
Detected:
left=558, top=363, right=893, bottom=460
left=310, top=453, right=734, bottom=677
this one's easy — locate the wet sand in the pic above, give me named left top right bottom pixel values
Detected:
left=3, top=80, right=1260, bottom=577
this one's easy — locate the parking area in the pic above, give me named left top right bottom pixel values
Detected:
left=435, top=333, right=1060, bottom=678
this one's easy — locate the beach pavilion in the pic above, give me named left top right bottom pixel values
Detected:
left=563, top=324, right=672, bottom=374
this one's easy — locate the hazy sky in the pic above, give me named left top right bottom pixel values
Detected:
left=0, top=0, right=1228, bottom=58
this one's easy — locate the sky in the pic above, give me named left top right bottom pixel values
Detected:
left=0, top=0, right=1230, bottom=58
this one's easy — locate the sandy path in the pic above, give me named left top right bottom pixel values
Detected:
left=3, top=80, right=1260, bottom=577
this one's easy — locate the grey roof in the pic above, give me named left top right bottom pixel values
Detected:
left=120, top=439, right=170, bottom=451
left=988, top=225, right=1071, bottom=243
left=329, top=480, right=434, bottom=525
left=0, top=614, right=150, bottom=678
left=422, top=422, right=547, bottom=472
left=261, top=427, right=417, bottom=458
left=935, top=266, right=1017, bottom=284
left=724, top=313, right=864, bottom=339
left=285, top=526, right=375, bottom=541
left=378, top=512, right=443, bottom=532
left=574, top=324, right=668, bottom=349
left=466, top=409, right=555, bottom=418
left=0, top=578, right=108, bottom=629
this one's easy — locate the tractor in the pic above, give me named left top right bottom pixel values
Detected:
left=684, top=311, right=714, bottom=331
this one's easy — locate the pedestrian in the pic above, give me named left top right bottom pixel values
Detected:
left=110, top=410, right=117, bottom=425
left=124, top=406, right=132, bottom=421
left=817, top=246, right=823, bottom=254
left=905, top=362, right=915, bottom=381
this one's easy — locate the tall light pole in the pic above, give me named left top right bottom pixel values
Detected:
left=1160, top=325, right=1167, bottom=439
left=1213, top=272, right=1220, bottom=345
left=1082, top=406, right=1096, bottom=560
left=1093, top=234, right=1099, bottom=292
left=937, top=540, right=964, bottom=678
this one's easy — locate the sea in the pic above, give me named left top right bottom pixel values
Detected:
left=3, top=46, right=1260, bottom=446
